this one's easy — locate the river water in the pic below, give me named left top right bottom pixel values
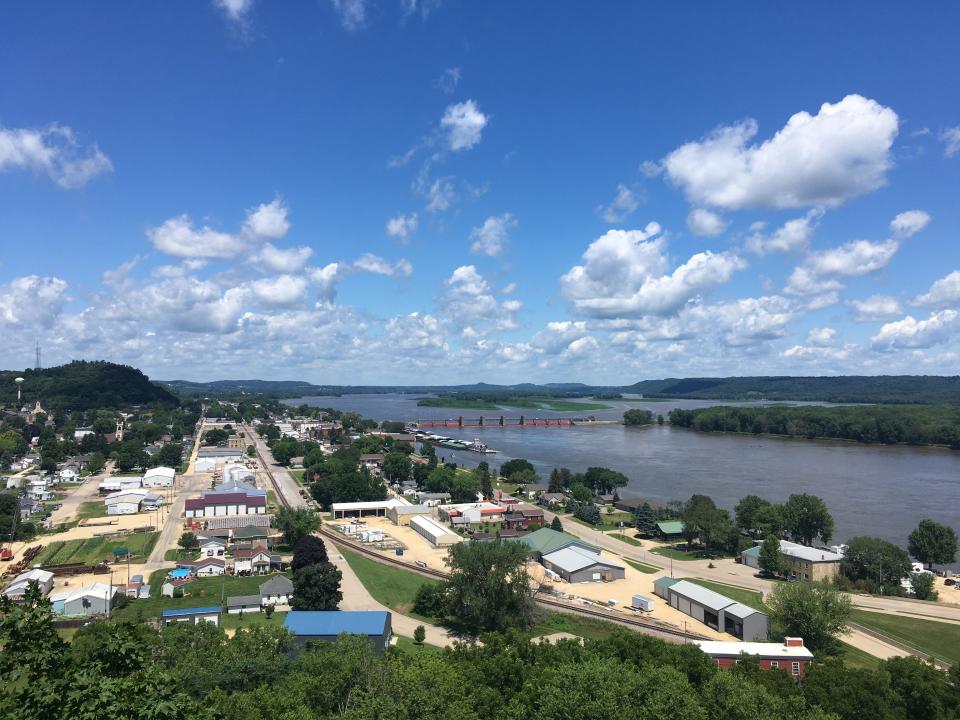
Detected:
left=288, top=394, right=960, bottom=549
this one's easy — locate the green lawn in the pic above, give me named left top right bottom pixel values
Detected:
left=568, top=513, right=636, bottom=532
left=623, top=558, right=661, bottom=574
left=684, top=578, right=768, bottom=611
left=393, top=635, right=445, bottom=655
left=76, top=501, right=108, bottom=519
left=164, top=548, right=195, bottom=562
left=289, top=469, right=305, bottom=483
left=610, top=532, right=643, bottom=547
left=650, top=546, right=710, bottom=561
left=529, top=610, right=625, bottom=642
left=850, top=609, right=960, bottom=666
left=836, top=641, right=881, bottom=671
left=339, top=546, right=438, bottom=622
left=110, top=570, right=291, bottom=622
left=221, top=610, right=288, bottom=631
left=36, top=532, right=159, bottom=566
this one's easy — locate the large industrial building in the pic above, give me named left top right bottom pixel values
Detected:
left=185, top=491, right=266, bottom=518
left=284, top=611, right=393, bottom=652
left=386, top=503, right=431, bottom=526
left=141, top=466, right=175, bottom=488
left=654, top=578, right=770, bottom=641
left=518, top=527, right=600, bottom=561
left=740, top=540, right=842, bottom=582
left=410, top=514, right=461, bottom=547
left=541, top=545, right=625, bottom=583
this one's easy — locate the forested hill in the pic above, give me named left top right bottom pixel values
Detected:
left=627, top=376, right=960, bottom=404
left=0, top=361, right=177, bottom=411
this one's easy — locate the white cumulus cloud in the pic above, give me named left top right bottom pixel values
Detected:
left=386, top=213, right=418, bottom=241
left=662, top=94, right=898, bottom=210
left=441, top=100, right=488, bottom=151
left=251, top=244, right=313, bottom=273
left=686, top=208, right=728, bottom=237
left=597, top=184, right=641, bottom=223
left=250, top=275, right=308, bottom=306
left=745, top=210, right=820, bottom=255
left=872, top=309, right=960, bottom=351
left=890, top=210, right=931, bottom=239
left=469, top=213, right=516, bottom=257
left=914, top=270, right=960, bottom=308
left=353, top=253, right=413, bottom=278
left=0, top=123, right=112, bottom=188
left=0, top=275, right=69, bottom=328
left=849, top=295, right=902, bottom=321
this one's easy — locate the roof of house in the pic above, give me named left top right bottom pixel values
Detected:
left=284, top=610, right=390, bottom=637
left=226, top=594, right=262, bottom=608
left=519, top=528, right=600, bottom=556
left=693, top=640, right=813, bottom=660
left=234, top=545, right=271, bottom=560
left=542, top=546, right=624, bottom=574
left=260, top=575, right=294, bottom=594
left=741, top=540, right=842, bottom=563
left=162, top=606, right=221, bottom=617
left=233, top=525, right=269, bottom=538
left=199, top=536, right=227, bottom=546
left=656, top=520, right=685, bottom=535
left=540, top=493, right=566, bottom=501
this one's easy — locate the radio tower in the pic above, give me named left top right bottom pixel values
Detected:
left=35, top=341, right=41, bottom=370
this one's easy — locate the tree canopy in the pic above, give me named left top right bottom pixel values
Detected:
left=908, top=519, right=958, bottom=569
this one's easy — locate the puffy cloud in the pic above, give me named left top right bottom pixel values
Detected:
left=422, top=176, right=455, bottom=212
left=561, top=335, right=600, bottom=359
left=445, top=265, right=489, bottom=296
left=251, top=243, right=313, bottom=273
left=214, top=0, right=253, bottom=22
left=330, top=0, right=367, bottom=30
left=147, top=215, right=243, bottom=259
left=561, top=223, right=745, bottom=318
left=784, top=267, right=845, bottom=297
left=940, top=127, right=960, bottom=157
left=596, top=184, right=641, bottom=223
left=0, top=123, right=112, bottom=188
left=309, top=263, right=345, bottom=303
left=0, top=275, right=69, bottom=327
left=385, top=312, right=447, bottom=351
left=745, top=210, right=820, bottom=255
left=686, top=208, right=727, bottom=237
left=662, top=95, right=898, bottom=210
left=469, top=213, right=516, bottom=257
left=890, top=209, right=931, bottom=239
left=353, top=253, right=413, bottom=278
left=781, top=343, right=852, bottom=361
left=849, top=295, right=902, bottom=321
left=242, top=199, right=290, bottom=240
left=872, top=309, right=960, bottom=351
left=691, top=295, right=796, bottom=346
left=913, top=270, right=960, bottom=308
left=806, top=238, right=899, bottom=277
left=386, top=213, right=418, bottom=241
left=806, top=327, right=837, bottom=346
left=435, top=67, right=461, bottom=94
left=439, top=265, right=519, bottom=331
left=249, top=275, right=308, bottom=306
left=440, top=100, right=488, bottom=151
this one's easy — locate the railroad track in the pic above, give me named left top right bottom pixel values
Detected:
left=318, top=525, right=707, bottom=643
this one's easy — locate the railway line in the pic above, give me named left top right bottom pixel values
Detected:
left=246, top=421, right=707, bottom=644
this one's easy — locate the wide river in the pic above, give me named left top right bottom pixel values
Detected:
left=288, top=394, right=960, bottom=549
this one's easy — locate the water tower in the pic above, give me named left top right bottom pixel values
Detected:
left=14, top=377, right=24, bottom=405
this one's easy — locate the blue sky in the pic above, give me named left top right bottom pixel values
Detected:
left=1, top=2, right=959, bottom=384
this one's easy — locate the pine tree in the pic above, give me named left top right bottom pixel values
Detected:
left=634, top=502, right=657, bottom=536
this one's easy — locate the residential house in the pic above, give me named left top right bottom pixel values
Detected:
left=414, top=491, right=451, bottom=506
left=259, top=575, right=294, bottom=607
left=178, top=558, right=226, bottom=577
left=58, top=463, right=80, bottom=483
left=161, top=606, right=221, bottom=627
left=492, top=489, right=520, bottom=508
left=614, top=496, right=651, bottom=514
left=359, top=454, right=385, bottom=474
left=198, top=537, right=227, bottom=557
left=284, top=611, right=392, bottom=652
left=233, top=546, right=272, bottom=574
left=502, top=504, right=545, bottom=530
left=436, top=502, right=505, bottom=525
left=50, top=583, right=117, bottom=616
left=19, top=497, right=42, bottom=519
left=2, top=568, right=55, bottom=601
left=539, top=493, right=567, bottom=508
left=654, top=578, right=769, bottom=641
left=655, top=520, right=685, bottom=538
left=289, top=456, right=305, bottom=469
left=232, top=525, right=271, bottom=549
left=161, top=578, right=191, bottom=598
left=226, top=594, right=262, bottom=614
left=693, top=638, right=813, bottom=677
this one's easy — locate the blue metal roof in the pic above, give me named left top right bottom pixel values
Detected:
left=161, top=606, right=221, bottom=617
left=284, top=611, right=390, bottom=637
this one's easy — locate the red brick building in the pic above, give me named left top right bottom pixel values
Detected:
left=693, top=637, right=813, bottom=678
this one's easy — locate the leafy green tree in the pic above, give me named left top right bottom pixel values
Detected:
left=499, top=458, right=534, bottom=480
left=734, top=495, right=771, bottom=536
left=550, top=515, right=563, bottom=532
left=908, top=519, right=958, bottom=569
left=583, top=466, right=629, bottom=495
left=681, top=494, right=736, bottom=552
left=114, top=441, right=148, bottom=471
left=291, top=562, right=342, bottom=610
left=634, top=502, right=658, bottom=536
left=508, top=467, right=539, bottom=487
left=86, top=451, right=106, bottom=474
left=202, top=428, right=230, bottom=444
left=623, top=409, right=654, bottom=426
left=449, top=471, right=480, bottom=503
left=177, top=532, right=198, bottom=551
left=473, top=461, right=492, bottom=499
left=0, top=430, right=28, bottom=459
left=910, top=571, right=938, bottom=600
left=573, top=501, right=601, bottom=525
left=803, top=658, right=906, bottom=720
left=758, top=534, right=785, bottom=576
left=753, top=502, right=786, bottom=538
left=443, top=540, right=535, bottom=634
left=884, top=656, right=960, bottom=720
left=291, top=533, right=328, bottom=571
left=570, top=482, right=593, bottom=503
left=412, top=583, right=447, bottom=618
left=782, top=493, right=834, bottom=545
left=152, top=442, right=183, bottom=468
left=274, top=507, right=320, bottom=546
left=413, top=625, right=426, bottom=645
left=382, top=451, right=412, bottom=483
left=767, top=581, right=851, bottom=654
left=841, top=536, right=912, bottom=592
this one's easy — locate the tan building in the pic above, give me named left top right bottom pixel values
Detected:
left=386, top=504, right=431, bottom=526
left=741, top=540, right=842, bottom=581
left=227, top=435, right=245, bottom=449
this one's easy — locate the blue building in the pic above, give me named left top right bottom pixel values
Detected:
left=284, top=611, right=393, bottom=652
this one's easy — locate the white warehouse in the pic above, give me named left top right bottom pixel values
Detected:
left=142, top=466, right=176, bottom=488
left=410, top=514, right=461, bottom=548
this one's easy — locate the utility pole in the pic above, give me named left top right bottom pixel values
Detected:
left=107, top=569, right=113, bottom=620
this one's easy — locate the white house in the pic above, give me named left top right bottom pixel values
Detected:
left=259, top=575, right=293, bottom=607
left=142, top=466, right=175, bottom=488
left=104, top=489, right=149, bottom=515
left=58, top=464, right=80, bottom=483
left=233, top=546, right=272, bottom=574
left=198, top=537, right=227, bottom=557
left=179, top=558, right=227, bottom=577
left=99, top=477, right=142, bottom=494
left=226, top=595, right=262, bottom=614
left=2, top=569, right=55, bottom=600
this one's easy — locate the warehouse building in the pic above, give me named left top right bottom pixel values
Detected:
left=161, top=606, right=221, bottom=627
left=654, top=578, right=769, bottom=641
left=142, top=466, right=175, bottom=488
left=2, top=568, right=55, bottom=601
left=693, top=637, right=813, bottom=677
left=386, top=503, right=431, bottom=526
left=284, top=611, right=392, bottom=652
left=541, top=546, right=626, bottom=583
left=185, top=492, right=266, bottom=518
left=740, top=540, right=842, bottom=582
left=330, top=499, right=404, bottom=519
left=410, top=514, right=461, bottom=547
left=50, top=583, right=117, bottom=617
left=518, top=527, right=600, bottom=561
left=195, top=449, right=245, bottom=472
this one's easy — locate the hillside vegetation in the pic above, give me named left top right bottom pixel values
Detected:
left=669, top=404, right=960, bottom=447
left=0, top=361, right=177, bottom=411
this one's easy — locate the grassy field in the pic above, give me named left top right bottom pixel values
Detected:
left=529, top=610, right=625, bottom=641
left=339, top=547, right=438, bottom=623
left=164, top=548, right=194, bottom=562
left=610, top=532, right=643, bottom=547
left=850, top=609, right=960, bottom=666
left=836, top=641, right=881, bottom=670
left=394, top=635, right=445, bottom=655
left=36, top=532, right=159, bottom=566
left=623, top=558, right=661, bottom=574
left=110, top=569, right=291, bottom=622
left=76, top=501, right=108, bottom=519
left=684, top=578, right=768, bottom=611
left=221, top=610, right=288, bottom=631
left=568, top=512, right=636, bottom=532
left=650, top=546, right=711, bottom=561
left=289, top=469, right=305, bottom=483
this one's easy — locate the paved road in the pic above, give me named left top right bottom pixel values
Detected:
left=46, top=463, right=114, bottom=525
left=242, top=422, right=307, bottom=509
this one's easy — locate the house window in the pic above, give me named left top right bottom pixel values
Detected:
left=770, top=661, right=778, bottom=669
left=791, top=662, right=800, bottom=676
